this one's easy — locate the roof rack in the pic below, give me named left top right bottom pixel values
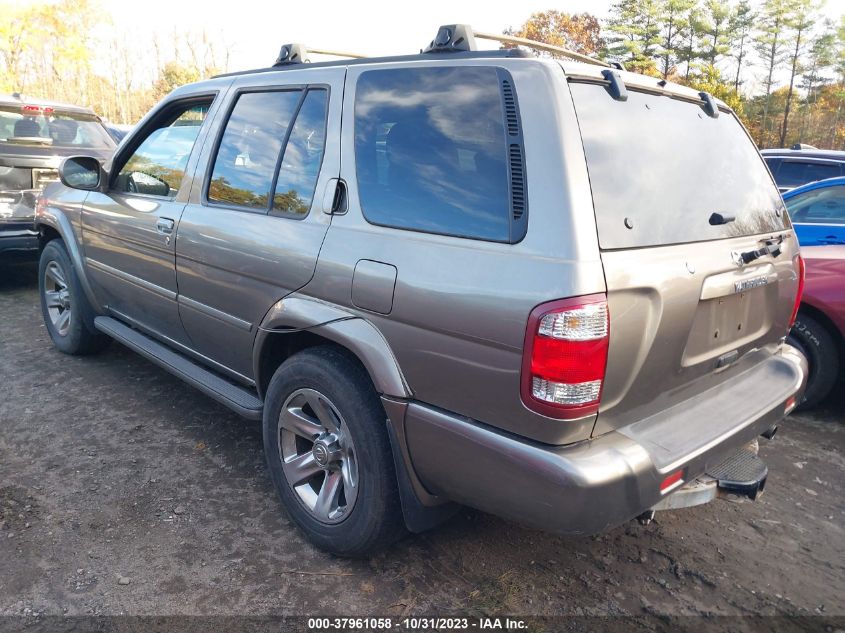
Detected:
left=421, top=24, right=610, bottom=68
left=273, top=43, right=367, bottom=66
left=472, top=30, right=610, bottom=68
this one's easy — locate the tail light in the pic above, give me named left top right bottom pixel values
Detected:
left=521, top=294, right=609, bottom=420
left=788, top=254, right=805, bottom=328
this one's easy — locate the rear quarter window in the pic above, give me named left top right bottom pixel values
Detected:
left=786, top=186, right=845, bottom=224
left=353, top=66, right=522, bottom=242
left=775, top=160, right=842, bottom=189
left=570, top=83, right=788, bottom=249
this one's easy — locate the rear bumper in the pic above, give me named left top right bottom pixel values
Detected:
left=0, top=229, right=39, bottom=254
left=0, top=189, right=38, bottom=254
left=404, top=345, right=807, bottom=535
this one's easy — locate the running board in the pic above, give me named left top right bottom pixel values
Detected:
left=94, top=316, right=263, bottom=420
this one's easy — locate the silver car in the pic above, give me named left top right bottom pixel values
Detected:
left=34, top=26, right=807, bottom=556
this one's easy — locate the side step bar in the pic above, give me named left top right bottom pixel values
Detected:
left=94, top=316, right=263, bottom=420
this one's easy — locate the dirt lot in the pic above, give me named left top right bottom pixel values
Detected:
left=1, top=260, right=844, bottom=624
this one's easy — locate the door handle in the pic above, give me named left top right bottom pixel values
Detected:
left=156, top=217, right=175, bottom=235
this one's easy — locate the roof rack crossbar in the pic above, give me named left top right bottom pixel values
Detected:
left=307, top=47, right=368, bottom=59
left=473, top=30, right=610, bottom=68
left=274, top=43, right=367, bottom=66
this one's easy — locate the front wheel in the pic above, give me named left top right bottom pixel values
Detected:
left=262, top=346, right=405, bottom=556
left=38, top=240, right=110, bottom=355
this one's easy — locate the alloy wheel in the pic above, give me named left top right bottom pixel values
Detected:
left=278, top=388, right=359, bottom=524
left=43, top=261, right=72, bottom=336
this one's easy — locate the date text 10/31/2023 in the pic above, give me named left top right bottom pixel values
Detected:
left=307, top=617, right=529, bottom=630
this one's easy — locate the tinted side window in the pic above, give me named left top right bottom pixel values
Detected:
left=354, top=67, right=512, bottom=241
left=787, top=186, right=845, bottom=224
left=776, top=161, right=841, bottom=189
left=114, top=102, right=211, bottom=197
left=208, top=90, right=301, bottom=210
left=272, top=89, right=328, bottom=217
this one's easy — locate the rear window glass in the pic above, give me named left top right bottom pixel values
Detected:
left=775, top=161, right=841, bottom=189
left=570, top=83, right=788, bottom=249
left=354, top=66, right=511, bottom=241
left=0, top=105, right=113, bottom=149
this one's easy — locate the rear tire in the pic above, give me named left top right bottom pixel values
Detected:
left=38, top=239, right=110, bottom=355
left=262, top=346, right=405, bottom=556
left=788, top=312, right=839, bottom=409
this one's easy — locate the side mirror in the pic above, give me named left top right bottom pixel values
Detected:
left=59, top=156, right=104, bottom=191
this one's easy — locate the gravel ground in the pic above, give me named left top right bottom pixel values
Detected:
left=1, top=260, right=844, bottom=623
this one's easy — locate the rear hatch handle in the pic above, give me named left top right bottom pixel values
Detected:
left=739, top=235, right=785, bottom=265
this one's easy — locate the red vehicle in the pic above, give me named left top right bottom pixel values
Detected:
left=788, top=245, right=845, bottom=407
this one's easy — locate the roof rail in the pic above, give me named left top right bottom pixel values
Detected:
left=472, top=30, right=610, bottom=68
left=273, top=43, right=367, bottom=66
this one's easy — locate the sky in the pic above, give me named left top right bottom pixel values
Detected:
left=106, top=0, right=618, bottom=71
left=97, top=0, right=844, bottom=75
left=14, top=0, right=845, bottom=86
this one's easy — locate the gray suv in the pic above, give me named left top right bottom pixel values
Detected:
left=34, top=26, right=807, bottom=556
left=1, top=94, right=114, bottom=258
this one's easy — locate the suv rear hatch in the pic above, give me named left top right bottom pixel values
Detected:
left=567, top=73, right=801, bottom=436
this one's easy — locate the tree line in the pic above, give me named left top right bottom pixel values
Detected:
left=1, top=0, right=843, bottom=150
left=508, top=1, right=845, bottom=149
left=0, top=0, right=230, bottom=125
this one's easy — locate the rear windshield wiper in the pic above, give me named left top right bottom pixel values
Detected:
left=709, top=212, right=735, bottom=225
left=740, top=235, right=784, bottom=265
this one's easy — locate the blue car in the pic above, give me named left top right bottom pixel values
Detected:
left=783, top=177, right=845, bottom=246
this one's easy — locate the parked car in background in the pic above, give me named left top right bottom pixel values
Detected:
left=1, top=93, right=115, bottom=259
left=103, top=122, right=133, bottom=144
left=761, top=146, right=845, bottom=193
left=35, top=26, right=807, bottom=556
left=788, top=245, right=845, bottom=408
left=783, top=177, right=845, bottom=246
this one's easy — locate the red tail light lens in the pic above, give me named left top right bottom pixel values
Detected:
left=521, top=294, right=609, bottom=420
left=788, top=254, right=805, bottom=328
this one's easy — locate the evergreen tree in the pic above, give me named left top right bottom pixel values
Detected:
left=656, top=0, right=696, bottom=79
left=779, top=0, right=819, bottom=147
left=754, top=0, right=791, bottom=147
left=606, top=0, right=662, bottom=74
left=797, top=22, right=837, bottom=143
left=699, top=0, right=732, bottom=66
left=678, top=5, right=704, bottom=79
left=728, top=0, right=756, bottom=92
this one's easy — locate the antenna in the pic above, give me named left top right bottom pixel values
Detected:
left=472, top=30, right=610, bottom=68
